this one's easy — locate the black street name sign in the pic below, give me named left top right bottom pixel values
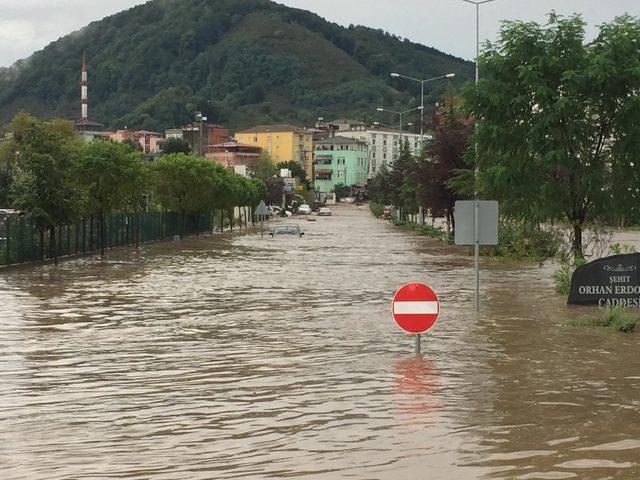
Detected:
left=568, top=253, right=640, bottom=306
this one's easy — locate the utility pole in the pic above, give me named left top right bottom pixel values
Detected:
left=462, top=0, right=498, bottom=312
left=376, top=106, right=423, bottom=162
left=195, top=111, right=208, bottom=157
left=390, top=72, right=455, bottom=153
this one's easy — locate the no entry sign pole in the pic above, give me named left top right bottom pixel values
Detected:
left=392, top=282, right=440, bottom=354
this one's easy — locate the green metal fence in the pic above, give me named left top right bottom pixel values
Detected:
left=1, top=211, right=213, bottom=266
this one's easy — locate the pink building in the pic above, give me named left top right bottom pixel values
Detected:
left=110, top=130, right=165, bottom=154
left=208, top=141, right=262, bottom=170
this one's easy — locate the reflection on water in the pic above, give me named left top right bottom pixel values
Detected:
left=0, top=205, right=639, bottom=479
left=393, top=355, right=442, bottom=417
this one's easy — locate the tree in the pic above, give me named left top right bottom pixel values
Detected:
left=250, top=151, right=277, bottom=182
left=5, top=114, right=81, bottom=261
left=332, top=183, right=350, bottom=200
left=388, top=140, right=418, bottom=219
left=368, top=163, right=393, bottom=205
left=153, top=154, right=220, bottom=233
left=417, top=99, right=472, bottom=228
left=276, top=160, right=307, bottom=185
left=462, top=13, right=640, bottom=257
left=75, top=140, right=146, bottom=255
left=161, top=137, right=191, bottom=155
left=122, top=138, right=143, bottom=152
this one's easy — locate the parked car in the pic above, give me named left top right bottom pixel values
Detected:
left=298, top=204, right=312, bottom=215
left=269, top=206, right=292, bottom=217
left=318, top=207, right=332, bottom=216
left=269, top=205, right=282, bottom=217
left=270, top=224, right=305, bottom=237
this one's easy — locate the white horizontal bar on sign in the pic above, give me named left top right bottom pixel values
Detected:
left=393, top=301, right=439, bottom=315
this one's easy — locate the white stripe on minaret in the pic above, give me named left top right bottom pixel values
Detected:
left=393, top=301, right=439, bottom=315
left=81, top=53, right=88, bottom=119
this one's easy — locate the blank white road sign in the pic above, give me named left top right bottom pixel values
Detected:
left=454, top=201, right=499, bottom=246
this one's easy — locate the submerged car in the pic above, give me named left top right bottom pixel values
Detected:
left=298, top=204, right=312, bottom=215
left=270, top=224, right=305, bottom=237
left=318, top=207, right=332, bottom=216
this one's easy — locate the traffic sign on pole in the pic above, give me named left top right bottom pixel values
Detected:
left=392, top=282, right=440, bottom=354
left=454, top=200, right=499, bottom=312
left=254, top=200, right=270, bottom=238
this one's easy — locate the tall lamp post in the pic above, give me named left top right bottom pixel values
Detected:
left=389, top=72, right=455, bottom=151
left=195, top=111, right=208, bottom=157
left=376, top=105, right=423, bottom=147
left=462, top=0, right=498, bottom=312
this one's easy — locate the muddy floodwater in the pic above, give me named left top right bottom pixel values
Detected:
left=1, top=205, right=639, bottom=479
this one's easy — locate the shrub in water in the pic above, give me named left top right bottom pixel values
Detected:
left=553, top=251, right=586, bottom=296
left=568, top=306, right=638, bottom=332
left=485, top=221, right=562, bottom=260
left=369, top=202, right=385, bottom=218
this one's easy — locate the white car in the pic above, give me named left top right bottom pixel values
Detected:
left=298, top=204, right=312, bottom=215
left=318, top=207, right=332, bottom=216
left=270, top=206, right=292, bottom=217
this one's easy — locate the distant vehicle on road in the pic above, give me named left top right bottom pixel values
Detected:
left=270, top=224, right=305, bottom=237
left=318, top=207, right=332, bottom=216
left=269, top=206, right=292, bottom=217
left=269, top=205, right=282, bottom=216
left=298, top=204, right=312, bottom=215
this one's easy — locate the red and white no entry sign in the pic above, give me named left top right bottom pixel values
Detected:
left=392, top=282, right=440, bottom=334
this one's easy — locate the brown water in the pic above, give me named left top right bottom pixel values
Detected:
left=1, top=205, right=639, bottom=480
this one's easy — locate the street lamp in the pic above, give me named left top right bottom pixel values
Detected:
left=376, top=105, right=423, bottom=144
left=195, top=111, right=208, bottom=157
left=389, top=72, right=455, bottom=148
left=373, top=121, right=413, bottom=130
left=462, top=0, right=498, bottom=312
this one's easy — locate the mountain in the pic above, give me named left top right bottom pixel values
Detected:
left=0, top=0, right=473, bottom=132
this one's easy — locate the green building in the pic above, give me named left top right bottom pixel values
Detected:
left=313, top=136, right=368, bottom=194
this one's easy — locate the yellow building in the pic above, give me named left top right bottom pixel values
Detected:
left=235, top=124, right=314, bottom=182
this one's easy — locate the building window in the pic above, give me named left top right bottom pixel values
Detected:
left=253, top=136, right=257, bottom=142
left=383, top=140, right=387, bottom=146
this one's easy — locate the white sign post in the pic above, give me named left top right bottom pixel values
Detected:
left=254, top=200, right=270, bottom=238
left=454, top=200, right=499, bottom=312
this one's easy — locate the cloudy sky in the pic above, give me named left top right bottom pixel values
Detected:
left=0, top=0, right=639, bottom=67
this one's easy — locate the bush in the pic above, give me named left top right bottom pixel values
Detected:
left=568, top=306, right=638, bottom=332
left=553, top=251, right=586, bottom=296
left=390, top=219, right=447, bottom=241
left=609, top=243, right=636, bottom=255
left=484, top=221, right=562, bottom=260
left=369, top=202, right=385, bottom=217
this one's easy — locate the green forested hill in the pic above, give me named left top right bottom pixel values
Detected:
left=0, top=0, right=473, bottom=131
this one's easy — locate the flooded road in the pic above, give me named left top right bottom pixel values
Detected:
left=1, top=205, right=639, bottom=479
